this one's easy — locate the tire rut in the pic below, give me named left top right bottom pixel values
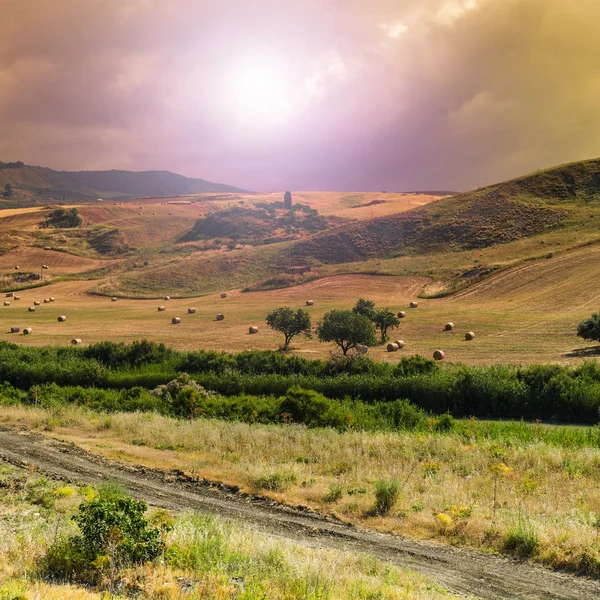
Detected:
left=0, top=427, right=598, bottom=600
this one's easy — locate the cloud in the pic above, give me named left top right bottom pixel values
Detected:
left=1, top=0, right=599, bottom=191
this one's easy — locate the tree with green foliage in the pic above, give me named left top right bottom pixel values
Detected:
left=316, top=309, right=377, bottom=355
left=284, top=190, right=292, bottom=209
left=44, top=207, right=82, bottom=228
left=577, top=313, right=600, bottom=343
left=2, top=184, right=13, bottom=198
left=352, top=298, right=376, bottom=320
left=373, top=308, right=400, bottom=343
left=266, top=307, right=312, bottom=350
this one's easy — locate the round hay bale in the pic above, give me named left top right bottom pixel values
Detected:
left=23, top=328, right=32, bottom=335
left=394, top=340, right=405, bottom=349
left=49, top=297, right=55, bottom=302
left=13, top=296, right=20, bottom=300
left=172, top=317, right=181, bottom=324
left=465, top=331, right=475, bottom=341
left=5, top=293, right=13, bottom=297
left=42, top=265, right=49, bottom=269
left=397, top=311, right=406, bottom=318
left=433, top=350, right=445, bottom=361
left=44, top=298, right=51, bottom=304
left=44, top=246, right=51, bottom=250
left=409, top=301, right=418, bottom=308
left=111, top=297, right=118, bottom=302
left=248, top=326, right=259, bottom=334
left=10, top=326, right=20, bottom=333
left=33, top=301, right=40, bottom=306
left=14, top=266, right=19, bottom=270
left=57, top=315, right=67, bottom=322
left=187, top=308, right=196, bottom=314
left=28, top=307, right=35, bottom=312
left=444, top=322, right=454, bottom=331
left=357, top=344, right=368, bottom=354
left=216, top=313, right=225, bottom=321
left=387, top=342, right=399, bottom=352
left=220, top=293, right=227, bottom=299
left=138, top=212, right=143, bottom=215
left=164, top=296, right=171, bottom=301
left=157, top=306, right=166, bottom=312
left=3, top=301, right=10, bottom=307
left=306, top=300, right=314, bottom=306
left=71, top=338, right=82, bottom=346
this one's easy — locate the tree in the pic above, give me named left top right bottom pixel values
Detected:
left=316, top=309, right=377, bottom=355
left=577, top=313, right=600, bottom=343
left=373, top=308, right=400, bottom=343
left=284, top=190, right=292, bottom=209
left=2, top=184, right=13, bottom=198
left=352, top=298, right=376, bottom=320
left=266, top=307, right=312, bottom=349
left=44, top=207, right=82, bottom=228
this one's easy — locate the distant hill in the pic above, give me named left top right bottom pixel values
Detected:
left=0, top=162, right=247, bottom=202
left=291, top=158, right=600, bottom=264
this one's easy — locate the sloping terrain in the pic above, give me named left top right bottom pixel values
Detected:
left=291, top=158, right=600, bottom=265
left=0, top=162, right=247, bottom=202
left=1, top=428, right=598, bottom=600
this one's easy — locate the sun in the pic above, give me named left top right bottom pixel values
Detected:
left=227, top=60, right=294, bottom=126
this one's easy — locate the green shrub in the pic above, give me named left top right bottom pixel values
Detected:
left=502, top=517, right=540, bottom=558
left=324, top=482, right=344, bottom=503
left=373, top=478, right=401, bottom=515
left=254, top=471, right=297, bottom=492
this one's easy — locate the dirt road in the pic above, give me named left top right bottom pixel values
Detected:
left=1, top=427, right=598, bottom=600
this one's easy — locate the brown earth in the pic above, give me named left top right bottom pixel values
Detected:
left=0, top=427, right=598, bottom=600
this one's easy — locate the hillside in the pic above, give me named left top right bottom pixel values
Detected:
left=0, top=162, right=247, bottom=202
left=291, top=158, right=600, bottom=264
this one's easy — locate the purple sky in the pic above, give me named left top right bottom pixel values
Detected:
left=1, top=0, right=599, bottom=191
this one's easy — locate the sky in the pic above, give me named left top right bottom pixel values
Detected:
left=1, top=0, right=599, bottom=192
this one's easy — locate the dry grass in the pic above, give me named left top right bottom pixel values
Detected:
left=4, top=405, right=600, bottom=576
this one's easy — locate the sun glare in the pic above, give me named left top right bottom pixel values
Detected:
left=227, top=61, right=293, bottom=126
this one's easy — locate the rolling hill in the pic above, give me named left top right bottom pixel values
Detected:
left=290, top=158, right=600, bottom=264
left=0, top=161, right=247, bottom=202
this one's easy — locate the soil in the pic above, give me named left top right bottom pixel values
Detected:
left=1, top=427, right=598, bottom=600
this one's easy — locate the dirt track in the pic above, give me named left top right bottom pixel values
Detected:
left=1, top=427, right=598, bottom=600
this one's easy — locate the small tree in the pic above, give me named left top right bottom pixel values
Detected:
left=352, top=298, right=376, bottom=320
left=316, top=309, right=377, bottom=355
left=373, top=308, right=400, bottom=343
left=577, top=313, right=600, bottom=343
left=266, top=307, right=312, bottom=350
left=2, top=184, right=13, bottom=198
left=284, top=191, right=292, bottom=209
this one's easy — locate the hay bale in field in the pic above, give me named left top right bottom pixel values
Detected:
left=14, top=266, right=19, bottom=270
left=71, top=338, right=82, bottom=345
left=10, top=326, right=20, bottom=333
left=3, top=301, right=10, bottom=306
left=215, top=313, right=224, bottom=321
left=248, top=326, right=259, bottom=334
left=306, top=300, right=314, bottom=306
left=409, top=301, right=418, bottom=308
left=157, top=306, right=166, bottom=312
left=394, top=340, right=405, bottom=349
left=42, top=265, right=49, bottom=269
left=28, top=307, right=35, bottom=312
left=433, top=350, right=445, bottom=361
left=44, top=246, right=51, bottom=250
left=387, top=342, right=399, bottom=352
left=465, top=331, right=475, bottom=341
left=111, top=297, right=118, bottom=302
left=5, top=293, right=12, bottom=298
left=138, top=212, right=143, bottom=215
left=397, top=311, right=406, bottom=318
left=357, top=344, right=368, bottom=354
left=164, top=296, right=170, bottom=301
left=444, top=322, right=454, bottom=331
left=13, top=296, right=20, bottom=300
left=23, top=328, right=32, bottom=335
left=44, top=298, right=51, bottom=304
left=57, top=315, right=67, bottom=322
left=49, top=297, right=55, bottom=302
left=187, top=308, right=196, bottom=314
left=220, top=293, right=227, bottom=299
left=153, top=212, right=157, bottom=215
left=33, top=301, right=40, bottom=306
left=172, top=317, right=181, bottom=324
